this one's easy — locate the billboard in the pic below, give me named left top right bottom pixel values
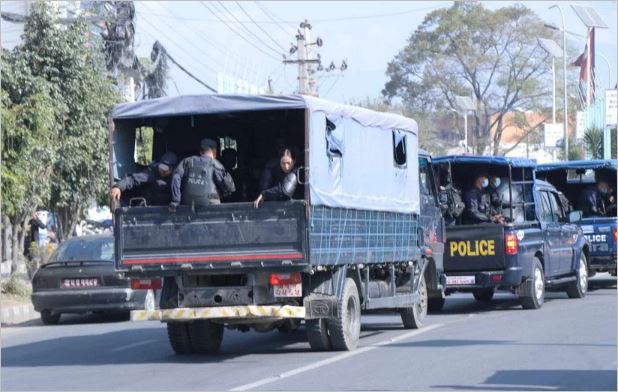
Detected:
left=606, top=89, right=617, bottom=127
left=544, top=123, right=563, bottom=148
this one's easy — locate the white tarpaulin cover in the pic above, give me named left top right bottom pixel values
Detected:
left=111, top=94, right=420, bottom=214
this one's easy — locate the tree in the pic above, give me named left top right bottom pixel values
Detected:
left=2, top=3, right=119, bottom=247
left=583, top=127, right=604, bottom=159
left=383, top=1, right=557, bottom=155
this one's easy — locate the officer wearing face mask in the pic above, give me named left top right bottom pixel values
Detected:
left=463, top=173, right=504, bottom=224
left=578, top=179, right=611, bottom=217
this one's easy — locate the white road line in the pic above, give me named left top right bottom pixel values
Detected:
left=229, top=323, right=443, bottom=391
left=110, top=339, right=158, bottom=352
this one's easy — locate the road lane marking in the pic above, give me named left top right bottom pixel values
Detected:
left=110, top=339, right=158, bottom=352
left=229, top=323, right=443, bottom=391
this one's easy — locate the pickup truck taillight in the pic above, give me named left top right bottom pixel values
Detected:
left=505, top=233, right=518, bottom=255
left=613, top=226, right=617, bottom=243
left=131, top=278, right=162, bottom=290
left=269, top=272, right=301, bottom=286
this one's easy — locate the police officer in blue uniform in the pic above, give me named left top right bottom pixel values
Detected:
left=463, top=173, right=504, bottom=225
left=111, top=151, right=178, bottom=206
left=578, top=178, right=611, bottom=217
left=170, top=138, right=235, bottom=210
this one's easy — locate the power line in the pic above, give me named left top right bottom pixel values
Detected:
left=199, top=1, right=281, bottom=62
left=235, top=1, right=287, bottom=53
left=254, top=1, right=296, bottom=38
left=165, top=50, right=218, bottom=93
left=214, top=1, right=283, bottom=57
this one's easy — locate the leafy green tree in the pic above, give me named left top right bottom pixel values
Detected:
left=383, top=1, right=558, bottom=155
left=583, top=127, right=604, bottom=159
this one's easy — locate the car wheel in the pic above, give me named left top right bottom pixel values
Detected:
left=41, top=310, right=61, bottom=325
left=189, top=320, right=224, bottom=354
left=327, top=278, right=361, bottom=351
left=519, top=258, right=545, bottom=309
left=472, top=288, right=494, bottom=302
left=428, top=297, right=445, bottom=312
left=566, top=253, right=588, bottom=299
left=306, top=318, right=332, bottom=351
left=400, top=273, right=427, bottom=329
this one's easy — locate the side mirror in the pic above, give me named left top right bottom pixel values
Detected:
left=569, top=210, right=582, bottom=223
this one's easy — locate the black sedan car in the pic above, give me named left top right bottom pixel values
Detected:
left=31, top=234, right=155, bottom=325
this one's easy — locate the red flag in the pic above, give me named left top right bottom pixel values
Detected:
left=573, top=44, right=588, bottom=81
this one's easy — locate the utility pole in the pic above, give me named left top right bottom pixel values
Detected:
left=284, top=19, right=346, bottom=96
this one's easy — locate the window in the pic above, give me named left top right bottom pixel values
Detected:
left=539, top=191, right=553, bottom=223
left=548, top=192, right=566, bottom=223
left=392, top=129, right=407, bottom=167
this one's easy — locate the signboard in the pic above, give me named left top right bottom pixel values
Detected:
left=606, top=89, right=617, bottom=127
left=544, top=123, right=563, bottom=148
left=575, top=111, right=585, bottom=139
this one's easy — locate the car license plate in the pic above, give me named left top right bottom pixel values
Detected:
left=61, top=278, right=100, bottom=288
left=274, top=283, right=302, bottom=297
left=446, top=276, right=475, bottom=285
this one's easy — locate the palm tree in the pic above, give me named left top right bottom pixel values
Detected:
left=583, top=127, right=604, bottom=159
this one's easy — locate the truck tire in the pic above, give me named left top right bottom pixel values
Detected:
left=565, top=253, right=588, bottom=299
left=306, top=318, right=332, bottom=351
left=428, top=297, right=445, bottom=312
left=327, top=278, right=361, bottom=351
left=189, top=320, right=224, bottom=354
left=167, top=322, right=193, bottom=354
left=472, top=288, right=494, bottom=302
left=519, top=258, right=545, bottom=309
left=400, top=273, right=427, bottom=329
left=41, top=310, right=61, bottom=325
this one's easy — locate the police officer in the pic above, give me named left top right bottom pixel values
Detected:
left=170, top=138, right=235, bottom=210
left=463, top=173, right=504, bottom=225
left=486, top=175, right=503, bottom=216
left=578, top=179, right=611, bottom=217
left=110, top=151, right=178, bottom=206
left=438, top=167, right=465, bottom=226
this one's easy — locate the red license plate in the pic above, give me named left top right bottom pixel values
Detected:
left=61, top=278, right=100, bottom=288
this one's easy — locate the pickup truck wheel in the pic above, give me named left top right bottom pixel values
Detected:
left=327, top=278, right=361, bottom=351
left=306, top=318, right=332, bottom=351
left=400, top=273, right=427, bottom=329
left=519, top=258, right=545, bottom=309
left=189, top=320, right=224, bottom=354
left=40, top=310, right=61, bottom=325
left=428, top=297, right=445, bottom=312
left=472, top=288, right=494, bottom=302
left=565, top=254, right=588, bottom=299
left=167, top=322, right=193, bottom=354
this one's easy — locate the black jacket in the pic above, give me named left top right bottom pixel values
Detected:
left=171, top=155, right=235, bottom=206
left=579, top=186, right=606, bottom=217
left=463, top=187, right=492, bottom=224
left=114, top=164, right=172, bottom=206
left=262, top=170, right=298, bottom=201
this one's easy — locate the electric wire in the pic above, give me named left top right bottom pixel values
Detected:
left=235, top=1, right=288, bottom=53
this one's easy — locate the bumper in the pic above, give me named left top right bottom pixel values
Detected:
left=589, top=255, right=617, bottom=270
left=445, top=267, right=523, bottom=291
left=131, top=305, right=305, bottom=322
left=31, top=287, right=147, bottom=313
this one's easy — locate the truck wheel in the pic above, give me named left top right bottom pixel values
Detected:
left=327, top=278, right=361, bottom=351
left=40, top=310, right=61, bottom=325
left=189, top=320, right=224, bottom=354
left=400, top=273, right=427, bottom=329
left=472, top=288, right=494, bottom=302
left=167, top=322, right=193, bottom=354
left=519, top=258, right=545, bottom=309
left=428, top=297, right=445, bottom=312
left=306, top=318, right=332, bottom=351
left=565, top=253, right=588, bottom=299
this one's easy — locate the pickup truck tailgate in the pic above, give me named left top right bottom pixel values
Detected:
left=444, top=224, right=506, bottom=272
left=115, top=201, right=307, bottom=272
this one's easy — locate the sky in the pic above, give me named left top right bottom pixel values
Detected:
left=131, top=1, right=618, bottom=103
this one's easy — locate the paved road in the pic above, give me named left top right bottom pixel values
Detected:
left=2, top=275, right=616, bottom=391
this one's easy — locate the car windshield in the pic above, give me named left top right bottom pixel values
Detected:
left=50, top=237, right=114, bottom=262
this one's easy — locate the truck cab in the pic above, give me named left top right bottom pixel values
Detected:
left=537, top=160, right=617, bottom=277
left=433, top=155, right=589, bottom=310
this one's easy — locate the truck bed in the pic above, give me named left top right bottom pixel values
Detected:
left=444, top=224, right=506, bottom=272
left=114, top=201, right=308, bottom=274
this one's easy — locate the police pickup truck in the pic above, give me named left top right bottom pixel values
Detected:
left=432, top=156, right=589, bottom=310
left=537, top=160, right=617, bottom=277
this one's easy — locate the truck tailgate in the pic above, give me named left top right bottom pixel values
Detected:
left=444, top=224, right=506, bottom=272
left=115, top=201, right=307, bottom=272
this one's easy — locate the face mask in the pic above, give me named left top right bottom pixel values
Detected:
left=494, top=178, right=501, bottom=188
left=482, top=178, right=489, bottom=188
left=600, top=187, right=609, bottom=194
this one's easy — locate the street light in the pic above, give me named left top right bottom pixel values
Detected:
left=538, top=38, right=563, bottom=124
left=453, top=96, right=476, bottom=154
left=548, top=4, right=569, bottom=161
left=597, top=53, right=613, bottom=89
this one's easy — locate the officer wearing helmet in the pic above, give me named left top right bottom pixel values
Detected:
left=110, top=151, right=178, bottom=206
left=170, top=138, right=235, bottom=210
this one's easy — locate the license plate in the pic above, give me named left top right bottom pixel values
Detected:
left=61, top=278, right=100, bottom=288
left=446, top=276, right=475, bottom=285
left=274, top=283, right=302, bottom=297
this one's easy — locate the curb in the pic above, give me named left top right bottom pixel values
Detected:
left=1, top=302, right=39, bottom=325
